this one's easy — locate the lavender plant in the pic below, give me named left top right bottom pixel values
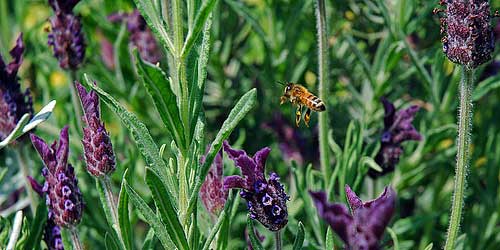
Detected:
left=3, top=0, right=500, bottom=249
left=436, top=1, right=497, bottom=249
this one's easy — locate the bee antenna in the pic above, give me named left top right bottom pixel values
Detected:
left=276, top=81, right=286, bottom=86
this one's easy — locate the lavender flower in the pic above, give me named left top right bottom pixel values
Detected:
left=200, top=149, right=228, bottom=217
left=370, top=98, right=421, bottom=178
left=310, top=185, right=396, bottom=250
left=28, top=177, right=64, bottom=250
left=223, top=141, right=288, bottom=231
left=0, top=33, right=33, bottom=141
left=100, top=37, right=115, bottom=70
left=76, top=82, right=116, bottom=177
left=30, top=126, right=83, bottom=228
left=108, top=10, right=162, bottom=64
left=437, top=0, right=495, bottom=68
left=47, top=0, right=85, bottom=70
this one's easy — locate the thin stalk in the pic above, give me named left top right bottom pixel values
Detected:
left=69, top=70, right=83, bottom=133
left=444, top=66, right=474, bottom=250
left=6, top=211, right=23, bottom=250
left=314, top=0, right=331, bottom=186
left=99, top=176, right=126, bottom=248
left=15, top=147, right=36, bottom=213
left=69, top=226, right=83, bottom=250
left=275, top=231, right=282, bottom=250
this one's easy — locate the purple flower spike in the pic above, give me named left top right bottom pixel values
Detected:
left=0, top=33, right=33, bottom=141
left=76, top=82, right=116, bottom=177
left=310, top=185, right=396, bottom=250
left=47, top=0, right=85, bottom=70
left=200, top=148, right=228, bottom=217
left=223, top=141, right=288, bottom=231
left=437, top=0, right=495, bottom=68
left=108, top=10, right=162, bottom=64
left=370, top=98, right=421, bottom=178
left=28, top=176, right=65, bottom=250
left=30, top=126, right=83, bottom=228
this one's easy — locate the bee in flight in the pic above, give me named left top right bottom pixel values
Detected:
left=279, top=82, right=325, bottom=127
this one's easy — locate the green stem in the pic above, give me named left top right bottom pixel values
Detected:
left=69, top=70, right=83, bottom=133
left=69, top=226, right=83, bottom=250
left=314, top=0, right=331, bottom=186
left=444, top=66, right=474, bottom=250
left=6, top=211, right=23, bottom=250
left=99, top=176, right=126, bottom=248
left=275, top=231, right=282, bottom=250
left=15, top=147, right=37, bottom=213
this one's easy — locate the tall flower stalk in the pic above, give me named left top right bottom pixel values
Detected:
left=436, top=1, right=496, bottom=248
left=314, top=0, right=331, bottom=186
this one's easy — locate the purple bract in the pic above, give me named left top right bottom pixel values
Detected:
left=310, top=185, right=396, bottom=250
left=223, top=141, right=288, bottom=231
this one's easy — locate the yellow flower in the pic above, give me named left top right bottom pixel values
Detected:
left=50, top=71, right=67, bottom=88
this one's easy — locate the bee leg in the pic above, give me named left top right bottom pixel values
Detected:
left=280, top=96, right=287, bottom=105
left=295, top=104, right=303, bottom=127
left=304, top=108, right=312, bottom=127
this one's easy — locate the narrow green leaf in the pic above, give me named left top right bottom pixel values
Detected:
left=325, top=227, right=334, bottom=250
left=292, top=221, right=305, bottom=250
left=124, top=181, right=175, bottom=249
left=145, top=168, right=189, bottom=250
left=23, top=202, right=47, bottom=250
left=181, top=0, right=218, bottom=58
left=134, top=50, right=186, bottom=151
left=118, top=170, right=133, bottom=250
left=201, top=210, right=226, bottom=250
left=387, top=227, right=399, bottom=250
left=84, top=74, right=176, bottom=198
left=105, top=232, right=120, bottom=250
left=142, top=228, right=156, bottom=250
left=424, top=243, right=434, bottom=250
left=0, top=100, right=56, bottom=149
left=246, top=216, right=264, bottom=250
left=186, top=88, right=257, bottom=215
left=133, top=0, right=175, bottom=54
left=60, top=228, right=73, bottom=250
left=473, top=76, right=500, bottom=101
left=189, top=17, right=212, bottom=139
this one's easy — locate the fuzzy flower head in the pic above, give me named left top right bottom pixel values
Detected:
left=370, top=98, right=421, bottom=178
left=200, top=149, right=228, bottom=217
left=30, top=126, right=83, bottom=228
left=0, top=34, right=33, bottom=141
left=108, top=10, right=162, bottom=64
left=28, top=177, right=64, bottom=250
left=310, top=185, right=396, bottom=250
left=223, top=141, right=288, bottom=231
left=437, top=0, right=495, bottom=68
left=76, top=82, right=116, bottom=177
left=47, top=0, right=85, bottom=70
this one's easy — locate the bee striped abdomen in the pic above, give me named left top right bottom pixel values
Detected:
left=303, top=94, right=325, bottom=111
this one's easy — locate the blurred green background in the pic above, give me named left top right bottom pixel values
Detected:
left=1, top=0, right=500, bottom=249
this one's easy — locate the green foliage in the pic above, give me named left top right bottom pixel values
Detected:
left=1, top=0, right=500, bottom=249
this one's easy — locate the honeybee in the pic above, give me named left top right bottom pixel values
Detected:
left=279, top=82, right=326, bottom=127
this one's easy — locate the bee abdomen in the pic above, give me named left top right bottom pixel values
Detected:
left=308, top=96, right=326, bottom=111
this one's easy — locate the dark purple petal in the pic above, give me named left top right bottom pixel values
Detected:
left=223, top=175, right=246, bottom=189
left=6, top=34, right=24, bottom=75
left=309, top=191, right=353, bottom=243
left=55, top=126, right=70, bottom=172
left=345, top=185, right=363, bottom=213
left=223, top=140, right=246, bottom=160
left=48, top=0, right=80, bottom=13
left=253, top=147, right=271, bottom=176
left=362, top=187, right=396, bottom=239
left=381, top=97, right=395, bottom=128
left=27, top=176, right=44, bottom=197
